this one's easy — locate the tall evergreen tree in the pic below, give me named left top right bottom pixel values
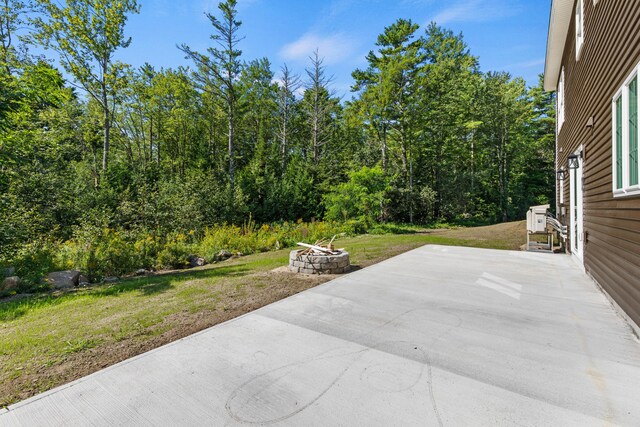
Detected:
left=180, top=0, right=243, bottom=190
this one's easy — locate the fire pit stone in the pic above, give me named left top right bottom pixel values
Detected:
left=289, top=250, right=350, bottom=274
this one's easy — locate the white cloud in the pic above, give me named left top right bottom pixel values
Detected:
left=279, top=32, right=358, bottom=66
left=430, top=0, right=521, bottom=25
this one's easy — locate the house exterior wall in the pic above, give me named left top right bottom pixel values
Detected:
left=555, top=0, right=640, bottom=326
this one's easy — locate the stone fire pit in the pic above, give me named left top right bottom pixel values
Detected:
left=289, top=249, right=350, bottom=274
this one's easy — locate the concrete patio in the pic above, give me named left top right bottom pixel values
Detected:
left=1, top=245, right=639, bottom=426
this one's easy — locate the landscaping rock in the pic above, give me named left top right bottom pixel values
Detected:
left=78, top=275, right=90, bottom=287
left=215, top=250, right=233, bottom=262
left=135, top=269, right=147, bottom=276
left=46, top=270, right=81, bottom=289
left=103, top=276, right=119, bottom=283
left=1, top=276, right=20, bottom=292
left=188, top=255, right=206, bottom=268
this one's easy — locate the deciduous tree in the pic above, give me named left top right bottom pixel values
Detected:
left=32, top=0, right=140, bottom=172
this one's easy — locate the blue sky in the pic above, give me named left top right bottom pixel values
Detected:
left=116, top=0, right=550, bottom=98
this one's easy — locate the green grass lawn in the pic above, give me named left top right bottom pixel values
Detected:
left=0, top=223, right=525, bottom=407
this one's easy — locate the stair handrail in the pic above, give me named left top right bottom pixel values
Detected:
left=546, top=213, right=567, bottom=240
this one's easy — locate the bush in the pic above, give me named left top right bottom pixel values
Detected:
left=324, top=166, right=390, bottom=225
left=1, top=219, right=361, bottom=293
left=197, top=219, right=353, bottom=262
left=58, top=228, right=161, bottom=281
left=8, top=241, right=61, bottom=292
left=156, top=235, right=193, bottom=269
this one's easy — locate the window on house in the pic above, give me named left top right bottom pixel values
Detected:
left=613, top=64, right=640, bottom=197
left=557, top=68, right=565, bottom=132
left=576, top=0, right=584, bottom=59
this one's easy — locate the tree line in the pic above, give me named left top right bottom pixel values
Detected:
left=0, top=0, right=555, bottom=262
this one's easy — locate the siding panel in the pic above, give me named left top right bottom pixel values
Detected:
left=556, top=0, right=640, bottom=327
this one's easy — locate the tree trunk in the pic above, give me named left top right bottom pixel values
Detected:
left=409, top=158, right=414, bottom=224
left=281, top=105, right=288, bottom=170
left=149, top=116, right=153, bottom=165
left=228, top=104, right=235, bottom=190
left=312, top=89, right=319, bottom=166
left=382, top=124, right=387, bottom=173
left=102, top=106, right=110, bottom=170
left=208, top=119, right=214, bottom=169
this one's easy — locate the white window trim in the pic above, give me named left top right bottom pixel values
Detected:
left=575, top=0, right=585, bottom=60
left=612, top=62, right=640, bottom=198
left=557, top=68, right=565, bottom=133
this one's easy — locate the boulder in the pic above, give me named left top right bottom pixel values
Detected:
left=78, top=275, right=90, bottom=287
left=187, top=255, right=206, bottom=268
left=1, top=276, right=20, bottom=292
left=215, top=250, right=233, bottom=262
left=46, top=270, right=81, bottom=289
left=135, top=269, right=147, bottom=276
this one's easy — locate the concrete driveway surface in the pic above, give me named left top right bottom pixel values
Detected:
left=1, top=245, right=640, bottom=426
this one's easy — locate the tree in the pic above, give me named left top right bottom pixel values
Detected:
left=352, top=19, right=424, bottom=222
left=351, top=64, right=391, bottom=174
left=510, top=74, right=556, bottom=217
left=417, top=23, right=479, bottom=220
left=31, top=0, right=140, bottom=172
left=276, top=63, right=300, bottom=169
left=0, top=61, right=80, bottom=258
left=237, top=57, right=277, bottom=163
left=0, top=0, right=31, bottom=127
left=476, top=72, right=530, bottom=222
left=1, top=11, right=562, bottom=281
left=324, top=166, right=390, bottom=224
left=0, top=66, right=18, bottom=128
left=351, top=20, right=422, bottom=175
left=180, top=0, right=243, bottom=190
left=302, top=50, right=337, bottom=167
left=0, top=0, right=31, bottom=72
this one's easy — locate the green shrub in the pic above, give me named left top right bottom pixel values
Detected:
left=58, top=228, right=159, bottom=281
left=324, top=166, right=390, bottom=226
left=134, top=235, right=163, bottom=269
left=197, top=219, right=353, bottom=262
left=9, top=241, right=60, bottom=292
left=2, top=219, right=361, bottom=294
left=156, top=234, right=193, bottom=269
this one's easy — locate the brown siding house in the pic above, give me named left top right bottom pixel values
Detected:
left=544, top=0, right=640, bottom=329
